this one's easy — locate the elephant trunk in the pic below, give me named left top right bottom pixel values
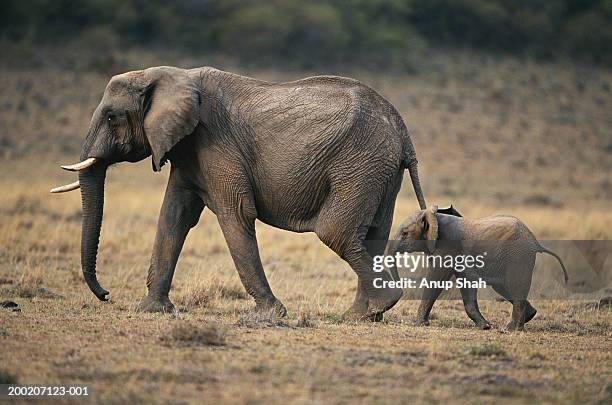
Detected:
left=78, top=163, right=109, bottom=301
left=407, top=160, right=426, bottom=210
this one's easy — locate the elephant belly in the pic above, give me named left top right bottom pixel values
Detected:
left=251, top=168, right=331, bottom=233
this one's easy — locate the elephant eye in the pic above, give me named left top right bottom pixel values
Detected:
left=107, top=112, right=118, bottom=127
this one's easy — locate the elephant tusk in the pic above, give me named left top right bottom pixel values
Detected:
left=61, top=157, right=98, bottom=171
left=50, top=181, right=80, bottom=193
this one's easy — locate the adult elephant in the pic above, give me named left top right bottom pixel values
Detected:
left=51, top=66, right=426, bottom=320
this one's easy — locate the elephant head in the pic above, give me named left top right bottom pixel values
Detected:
left=51, top=67, right=201, bottom=300
left=388, top=205, right=464, bottom=258
left=390, top=206, right=440, bottom=255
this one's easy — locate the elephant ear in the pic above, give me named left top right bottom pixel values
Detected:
left=141, top=66, right=200, bottom=171
left=423, top=206, right=439, bottom=253
left=437, top=204, right=462, bottom=217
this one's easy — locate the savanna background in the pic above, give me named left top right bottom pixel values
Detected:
left=1, top=1, right=611, bottom=403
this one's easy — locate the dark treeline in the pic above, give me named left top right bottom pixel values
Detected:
left=1, top=0, right=610, bottom=68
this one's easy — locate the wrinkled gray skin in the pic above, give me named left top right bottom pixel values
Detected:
left=68, top=66, right=427, bottom=320
left=389, top=206, right=568, bottom=331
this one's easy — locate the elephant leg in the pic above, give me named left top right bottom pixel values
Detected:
left=506, top=299, right=537, bottom=326
left=414, top=266, right=454, bottom=326
left=317, top=224, right=402, bottom=319
left=503, top=299, right=536, bottom=329
left=524, top=301, right=537, bottom=323
left=217, top=214, right=286, bottom=316
left=459, top=286, right=491, bottom=329
left=491, top=284, right=537, bottom=329
left=343, top=223, right=393, bottom=322
left=341, top=177, right=400, bottom=321
left=342, top=278, right=371, bottom=321
left=347, top=241, right=403, bottom=317
left=318, top=181, right=403, bottom=319
left=507, top=299, right=528, bottom=331
left=137, top=174, right=204, bottom=313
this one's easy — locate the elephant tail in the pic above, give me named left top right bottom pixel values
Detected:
left=401, top=138, right=426, bottom=209
left=538, top=245, right=569, bottom=284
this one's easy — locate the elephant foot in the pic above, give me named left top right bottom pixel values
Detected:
left=136, top=295, right=175, bottom=313
left=341, top=307, right=368, bottom=322
left=413, top=318, right=430, bottom=326
left=341, top=294, right=370, bottom=322
left=504, top=321, right=525, bottom=332
left=476, top=321, right=492, bottom=330
left=341, top=306, right=383, bottom=322
left=367, top=287, right=403, bottom=318
left=254, top=298, right=287, bottom=318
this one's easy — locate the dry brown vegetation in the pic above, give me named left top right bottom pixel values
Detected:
left=0, top=48, right=610, bottom=404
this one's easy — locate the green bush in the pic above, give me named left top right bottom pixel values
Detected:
left=0, top=0, right=609, bottom=68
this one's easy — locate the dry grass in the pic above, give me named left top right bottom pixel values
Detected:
left=467, top=343, right=507, bottom=357
left=175, top=278, right=248, bottom=310
left=160, top=321, right=226, bottom=347
left=296, top=307, right=315, bottom=328
left=236, top=308, right=291, bottom=329
left=0, top=48, right=611, bottom=403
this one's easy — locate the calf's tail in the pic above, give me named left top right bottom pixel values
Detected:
left=538, top=245, right=569, bottom=284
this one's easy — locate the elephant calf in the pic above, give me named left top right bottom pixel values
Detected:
left=389, top=206, right=568, bottom=331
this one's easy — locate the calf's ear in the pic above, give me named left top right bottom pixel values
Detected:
left=438, top=205, right=463, bottom=217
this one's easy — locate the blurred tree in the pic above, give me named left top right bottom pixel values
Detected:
left=0, top=0, right=609, bottom=68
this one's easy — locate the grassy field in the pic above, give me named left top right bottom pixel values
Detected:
left=1, top=48, right=611, bottom=403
